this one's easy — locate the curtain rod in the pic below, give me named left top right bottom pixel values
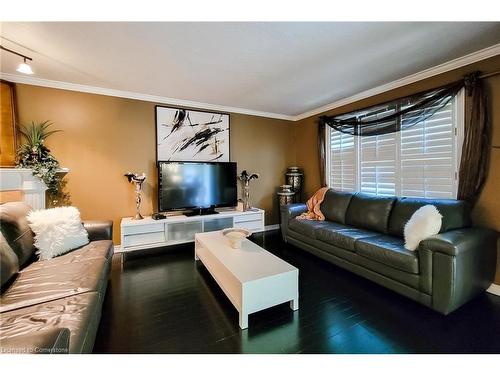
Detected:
left=479, top=70, right=500, bottom=79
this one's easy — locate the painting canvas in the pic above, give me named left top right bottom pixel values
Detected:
left=156, top=106, right=230, bottom=162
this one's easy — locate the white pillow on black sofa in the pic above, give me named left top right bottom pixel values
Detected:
left=27, top=206, right=89, bottom=260
left=404, top=205, right=442, bottom=251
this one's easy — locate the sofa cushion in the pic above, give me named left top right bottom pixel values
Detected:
left=388, top=197, right=471, bottom=238
left=316, top=227, right=380, bottom=251
left=0, top=327, right=70, bottom=354
left=355, top=235, right=419, bottom=274
left=0, top=291, right=101, bottom=354
left=0, top=202, right=36, bottom=268
left=345, top=193, right=396, bottom=234
left=288, top=219, right=332, bottom=238
left=1, top=233, right=19, bottom=289
left=0, top=250, right=110, bottom=313
left=320, top=189, right=354, bottom=224
left=19, top=240, right=113, bottom=272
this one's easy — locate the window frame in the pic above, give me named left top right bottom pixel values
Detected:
left=325, top=88, right=465, bottom=199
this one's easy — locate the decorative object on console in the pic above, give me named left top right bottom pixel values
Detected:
left=238, top=170, right=259, bottom=211
left=156, top=106, right=230, bottom=162
left=27, top=206, right=89, bottom=260
left=16, top=121, right=70, bottom=207
left=222, top=228, right=252, bottom=249
left=404, top=205, right=442, bottom=251
left=124, top=172, right=146, bottom=220
left=285, top=166, right=304, bottom=203
left=277, top=185, right=295, bottom=207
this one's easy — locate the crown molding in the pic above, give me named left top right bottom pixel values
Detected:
left=294, top=43, right=500, bottom=121
left=2, top=43, right=499, bottom=122
left=0, top=72, right=295, bottom=121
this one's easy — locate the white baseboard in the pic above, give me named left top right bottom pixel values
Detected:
left=486, top=283, right=500, bottom=297
left=264, top=224, right=280, bottom=231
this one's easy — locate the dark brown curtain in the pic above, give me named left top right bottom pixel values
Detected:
left=317, top=120, right=327, bottom=187
left=317, top=71, right=492, bottom=205
left=457, top=73, right=492, bottom=204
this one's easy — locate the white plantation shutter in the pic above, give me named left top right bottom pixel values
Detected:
left=328, top=130, right=356, bottom=191
left=326, top=89, right=464, bottom=199
left=359, top=132, right=397, bottom=196
left=358, top=109, right=398, bottom=196
left=400, top=98, right=457, bottom=198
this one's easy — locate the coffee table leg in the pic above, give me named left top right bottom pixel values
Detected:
left=239, top=312, right=248, bottom=330
left=290, top=298, right=299, bottom=311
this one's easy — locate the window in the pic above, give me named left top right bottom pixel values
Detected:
left=326, top=89, right=464, bottom=199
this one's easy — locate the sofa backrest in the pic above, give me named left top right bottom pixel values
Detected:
left=320, top=190, right=354, bottom=224
left=345, top=193, right=396, bottom=234
left=1, top=232, right=19, bottom=289
left=388, top=197, right=471, bottom=238
left=0, top=202, right=36, bottom=268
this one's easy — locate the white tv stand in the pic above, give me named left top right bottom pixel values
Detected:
left=120, top=208, right=265, bottom=253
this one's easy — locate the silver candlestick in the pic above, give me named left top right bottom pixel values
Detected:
left=125, top=172, right=146, bottom=220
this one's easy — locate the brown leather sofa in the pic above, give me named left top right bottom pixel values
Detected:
left=0, top=202, right=113, bottom=354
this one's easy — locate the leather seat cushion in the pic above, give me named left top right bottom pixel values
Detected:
left=316, top=227, right=380, bottom=251
left=0, top=327, right=70, bottom=354
left=355, top=235, right=419, bottom=274
left=0, top=202, right=36, bottom=267
left=0, top=291, right=101, bottom=354
left=0, top=253, right=110, bottom=313
left=288, top=219, right=333, bottom=238
left=388, top=197, right=472, bottom=238
left=320, top=190, right=354, bottom=224
left=345, top=193, right=396, bottom=234
left=21, top=240, right=113, bottom=272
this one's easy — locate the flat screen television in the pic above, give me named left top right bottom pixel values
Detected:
left=158, top=161, right=237, bottom=213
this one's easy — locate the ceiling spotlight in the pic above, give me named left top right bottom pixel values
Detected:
left=0, top=45, right=34, bottom=75
left=17, top=58, right=34, bottom=75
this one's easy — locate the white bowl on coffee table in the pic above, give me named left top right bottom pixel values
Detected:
left=222, top=228, right=252, bottom=249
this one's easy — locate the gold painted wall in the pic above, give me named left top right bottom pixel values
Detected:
left=294, top=54, right=500, bottom=283
left=14, top=84, right=295, bottom=244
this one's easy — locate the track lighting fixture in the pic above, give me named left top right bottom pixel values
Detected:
left=0, top=45, right=34, bottom=75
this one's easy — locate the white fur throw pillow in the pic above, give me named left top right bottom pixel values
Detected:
left=27, top=206, right=89, bottom=260
left=404, top=205, right=442, bottom=251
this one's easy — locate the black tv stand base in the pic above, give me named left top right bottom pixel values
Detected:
left=185, top=208, right=219, bottom=217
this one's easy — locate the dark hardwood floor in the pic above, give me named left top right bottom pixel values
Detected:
left=93, top=230, right=500, bottom=354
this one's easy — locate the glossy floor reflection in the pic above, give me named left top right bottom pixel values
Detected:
left=93, top=230, right=500, bottom=354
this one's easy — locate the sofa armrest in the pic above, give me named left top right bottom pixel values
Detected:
left=280, top=203, right=307, bottom=241
left=420, top=227, right=498, bottom=256
left=83, top=220, right=113, bottom=242
left=0, top=328, right=70, bottom=354
left=418, top=227, right=497, bottom=314
left=280, top=203, right=308, bottom=221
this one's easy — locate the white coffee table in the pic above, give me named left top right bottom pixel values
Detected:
left=194, top=231, right=299, bottom=329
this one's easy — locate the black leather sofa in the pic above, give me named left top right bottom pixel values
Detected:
left=281, top=190, right=497, bottom=315
left=0, top=202, right=113, bottom=353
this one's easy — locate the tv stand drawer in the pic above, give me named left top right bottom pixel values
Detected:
left=123, top=231, right=166, bottom=247
left=122, top=222, right=164, bottom=235
left=234, top=213, right=262, bottom=223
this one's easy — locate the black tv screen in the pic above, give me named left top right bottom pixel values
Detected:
left=158, top=161, right=237, bottom=211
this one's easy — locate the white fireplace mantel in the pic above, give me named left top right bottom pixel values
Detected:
left=0, top=167, right=69, bottom=209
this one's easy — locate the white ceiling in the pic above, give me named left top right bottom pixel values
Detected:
left=1, top=22, right=500, bottom=119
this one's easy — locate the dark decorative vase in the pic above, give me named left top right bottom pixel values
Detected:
left=277, top=185, right=295, bottom=207
left=285, top=167, right=304, bottom=203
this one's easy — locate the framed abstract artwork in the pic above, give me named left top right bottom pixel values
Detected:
left=156, top=106, right=230, bottom=162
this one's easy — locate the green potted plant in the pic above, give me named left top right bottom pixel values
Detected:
left=16, top=121, right=70, bottom=206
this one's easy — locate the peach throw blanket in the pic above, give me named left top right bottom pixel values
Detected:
left=296, top=187, right=329, bottom=221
